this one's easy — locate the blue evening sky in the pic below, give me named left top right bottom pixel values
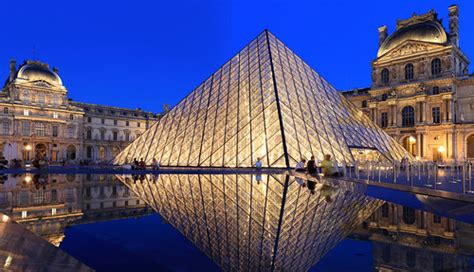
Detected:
left=1, top=1, right=473, bottom=113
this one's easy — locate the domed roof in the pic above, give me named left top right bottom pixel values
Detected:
left=16, top=61, right=62, bottom=86
left=377, top=21, right=448, bottom=57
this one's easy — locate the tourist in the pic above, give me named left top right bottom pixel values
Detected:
left=133, top=158, right=139, bottom=170
left=307, top=156, right=317, bottom=175
left=321, top=154, right=341, bottom=177
left=139, top=158, right=146, bottom=170
left=255, top=157, right=262, bottom=169
left=295, top=158, right=306, bottom=172
left=152, top=158, right=160, bottom=170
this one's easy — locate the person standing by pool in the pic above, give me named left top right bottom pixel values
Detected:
left=152, top=158, right=160, bottom=170
left=321, top=154, right=341, bottom=177
left=295, top=158, right=306, bottom=172
left=307, top=156, right=317, bottom=175
left=255, top=158, right=262, bottom=169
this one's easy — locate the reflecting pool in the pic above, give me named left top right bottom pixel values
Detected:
left=0, top=172, right=473, bottom=271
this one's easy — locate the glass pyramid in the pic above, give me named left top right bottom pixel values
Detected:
left=116, top=174, right=383, bottom=271
left=115, top=30, right=409, bottom=167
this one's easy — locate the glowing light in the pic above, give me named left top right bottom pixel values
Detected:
left=408, top=136, right=416, bottom=143
left=24, top=144, right=32, bottom=151
left=24, top=176, right=31, bottom=183
left=438, top=146, right=446, bottom=153
left=1, top=214, right=9, bottom=223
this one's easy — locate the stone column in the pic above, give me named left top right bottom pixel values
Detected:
left=452, top=130, right=457, bottom=160
left=416, top=133, right=422, bottom=158
left=422, top=101, right=427, bottom=123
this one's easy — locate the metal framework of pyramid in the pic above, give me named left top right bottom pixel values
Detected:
left=115, top=30, right=408, bottom=167
left=116, top=173, right=383, bottom=271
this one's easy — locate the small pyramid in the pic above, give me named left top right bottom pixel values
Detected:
left=115, top=30, right=409, bottom=167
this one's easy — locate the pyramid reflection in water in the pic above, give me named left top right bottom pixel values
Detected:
left=115, top=30, right=408, bottom=167
left=116, top=174, right=383, bottom=271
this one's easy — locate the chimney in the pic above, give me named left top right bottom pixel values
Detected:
left=449, top=5, right=459, bottom=47
left=378, top=25, right=388, bottom=47
left=9, top=59, right=16, bottom=82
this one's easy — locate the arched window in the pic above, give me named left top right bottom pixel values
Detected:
left=86, top=146, right=93, bottom=159
left=99, top=146, right=106, bottom=160
left=381, top=68, right=390, bottom=85
left=467, top=135, right=474, bottom=158
left=405, top=63, right=414, bottom=80
left=431, top=58, right=442, bottom=76
left=402, top=106, right=415, bottom=127
left=402, top=206, right=416, bottom=225
left=86, top=129, right=92, bottom=140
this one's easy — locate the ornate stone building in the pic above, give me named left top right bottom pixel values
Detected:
left=343, top=5, right=474, bottom=162
left=0, top=60, right=160, bottom=163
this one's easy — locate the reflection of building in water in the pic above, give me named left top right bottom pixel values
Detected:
left=0, top=173, right=149, bottom=246
left=78, top=174, right=148, bottom=224
left=351, top=202, right=474, bottom=271
left=117, top=174, right=383, bottom=271
left=0, top=214, right=91, bottom=271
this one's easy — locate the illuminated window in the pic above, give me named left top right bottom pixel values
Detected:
left=35, top=123, right=46, bottom=137
left=53, top=112, right=58, bottom=119
left=21, top=211, right=27, bottom=218
left=23, top=109, right=30, bottom=116
left=51, top=208, right=57, bottom=215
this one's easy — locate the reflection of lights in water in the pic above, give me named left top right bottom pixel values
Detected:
left=24, top=176, right=31, bottom=183
left=4, top=255, right=12, bottom=268
left=1, top=214, right=9, bottom=223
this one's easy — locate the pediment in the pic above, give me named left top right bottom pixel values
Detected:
left=378, top=40, right=446, bottom=60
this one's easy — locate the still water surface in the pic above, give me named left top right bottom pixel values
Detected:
left=0, top=172, right=473, bottom=271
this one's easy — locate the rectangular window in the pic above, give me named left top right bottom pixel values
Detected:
left=21, top=211, right=27, bottom=219
left=52, top=126, right=58, bottom=137
left=113, top=131, right=118, bottom=141
left=432, top=107, right=441, bottom=124
left=433, top=214, right=441, bottom=224
left=137, top=122, right=141, bottom=127
left=53, top=112, right=59, bottom=119
left=68, top=127, right=74, bottom=138
left=2, top=121, right=9, bottom=135
left=101, top=118, right=105, bottom=124
left=35, top=123, right=46, bottom=137
left=125, top=132, right=130, bottom=141
left=114, top=120, right=118, bottom=125
left=87, top=117, right=91, bottom=123
left=126, top=121, right=129, bottom=126
left=22, top=122, right=30, bottom=136
left=23, top=109, right=29, bottom=116
left=381, top=112, right=388, bottom=128
left=51, top=208, right=57, bottom=215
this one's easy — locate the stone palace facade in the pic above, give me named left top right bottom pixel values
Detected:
left=343, top=5, right=474, bottom=162
left=0, top=60, right=160, bottom=163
